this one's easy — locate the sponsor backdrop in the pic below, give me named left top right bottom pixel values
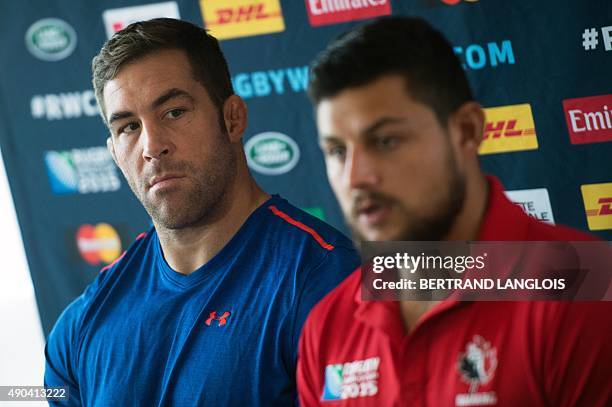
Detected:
left=0, top=0, right=610, bottom=334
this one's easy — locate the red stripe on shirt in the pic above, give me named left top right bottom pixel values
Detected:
left=101, top=251, right=125, bottom=273
left=100, top=232, right=147, bottom=273
left=268, top=205, right=335, bottom=251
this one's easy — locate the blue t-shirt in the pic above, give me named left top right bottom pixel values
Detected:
left=45, top=195, right=359, bottom=406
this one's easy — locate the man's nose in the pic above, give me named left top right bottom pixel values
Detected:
left=344, top=146, right=381, bottom=190
left=141, top=122, right=173, bottom=161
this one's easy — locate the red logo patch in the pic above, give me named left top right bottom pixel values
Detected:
left=205, top=311, right=231, bottom=327
left=563, top=94, right=612, bottom=145
left=305, top=0, right=391, bottom=27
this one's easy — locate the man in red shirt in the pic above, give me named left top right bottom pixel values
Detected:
left=298, top=17, right=611, bottom=406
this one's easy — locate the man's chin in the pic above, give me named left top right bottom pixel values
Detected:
left=146, top=204, right=190, bottom=230
left=152, top=213, right=198, bottom=230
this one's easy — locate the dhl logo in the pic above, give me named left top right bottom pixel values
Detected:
left=483, top=119, right=536, bottom=139
left=200, top=0, right=284, bottom=40
left=581, top=182, right=612, bottom=230
left=479, top=103, right=539, bottom=155
left=585, top=197, right=612, bottom=217
left=208, top=4, right=280, bottom=25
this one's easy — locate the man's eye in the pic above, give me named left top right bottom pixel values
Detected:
left=165, top=108, right=185, bottom=119
left=376, top=136, right=398, bottom=150
left=119, top=122, right=140, bottom=135
left=326, top=145, right=346, bottom=159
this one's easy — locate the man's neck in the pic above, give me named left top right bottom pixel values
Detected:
left=156, top=181, right=269, bottom=275
left=399, top=172, right=490, bottom=333
left=444, top=171, right=489, bottom=241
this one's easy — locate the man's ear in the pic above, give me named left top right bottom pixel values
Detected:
left=449, top=101, right=485, bottom=154
left=107, top=136, right=118, bottom=165
left=223, top=95, right=248, bottom=143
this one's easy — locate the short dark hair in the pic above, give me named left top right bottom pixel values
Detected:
left=92, top=18, right=234, bottom=124
left=308, top=16, right=473, bottom=125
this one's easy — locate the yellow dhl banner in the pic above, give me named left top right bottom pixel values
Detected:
left=200, top=0, right=285, bottom=40
left=479, top=103, right=538, bottom=155
left=581, top=182, right=612, bottom=231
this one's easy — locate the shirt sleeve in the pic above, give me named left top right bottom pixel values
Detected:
left=44, top=297, right=84, bottom=406
left=281, top=244, right=358, bottom=406
left=290, top=244, right=360, bottom=363
left=542, top=301, right=612, bottom=406
left=44, top=273, right=105, bottom=407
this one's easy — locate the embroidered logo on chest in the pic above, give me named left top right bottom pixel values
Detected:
left=455, top=335, right=498, bottom=406
left=205, top=311, right=231, bottom=327
left=321, top=356, right=380, bottom=401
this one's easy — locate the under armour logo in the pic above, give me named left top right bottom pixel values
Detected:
left=205, top=311, right=231, bottom=327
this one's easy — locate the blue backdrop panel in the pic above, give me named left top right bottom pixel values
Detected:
left=0, top=0, right=610, bottom=335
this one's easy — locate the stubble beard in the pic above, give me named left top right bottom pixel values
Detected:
left=348, top=148, right=466, bottom=247
left=128, top=140, right=237, bottom=231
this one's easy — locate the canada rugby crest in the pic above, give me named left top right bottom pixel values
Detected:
left=455, top=335, right=498, bottom=406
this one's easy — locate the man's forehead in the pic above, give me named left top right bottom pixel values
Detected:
left=103, top=49, right=194, bottom=104
left=316, top=83, right=433, bottom=137
left=107, top=87, right=195, bottom=126
left=104, top=72, right=199, bottom=123
left=316, top=96, right=401, bottom=134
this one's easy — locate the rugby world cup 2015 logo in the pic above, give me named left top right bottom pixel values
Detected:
left=321, top=357, right=380, bottom=401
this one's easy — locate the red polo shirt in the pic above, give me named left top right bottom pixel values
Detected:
left=297, top=177, right=611, bottom=407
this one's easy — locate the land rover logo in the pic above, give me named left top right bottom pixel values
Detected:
left=25, top=18, right=77, bottom=61
left=245, top=132, right=300, bottom=175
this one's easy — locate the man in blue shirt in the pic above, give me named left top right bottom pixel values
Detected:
left=44, top=18, right=359, bottom=406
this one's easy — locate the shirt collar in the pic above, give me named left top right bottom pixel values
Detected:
left=477, top=175, right=529, bottom=240
left=353, top=288, right=405, bottom=341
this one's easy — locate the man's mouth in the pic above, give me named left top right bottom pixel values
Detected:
left=355, top=200, right=392, bottom=227
left=148, top=174, right=185, bottom=191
